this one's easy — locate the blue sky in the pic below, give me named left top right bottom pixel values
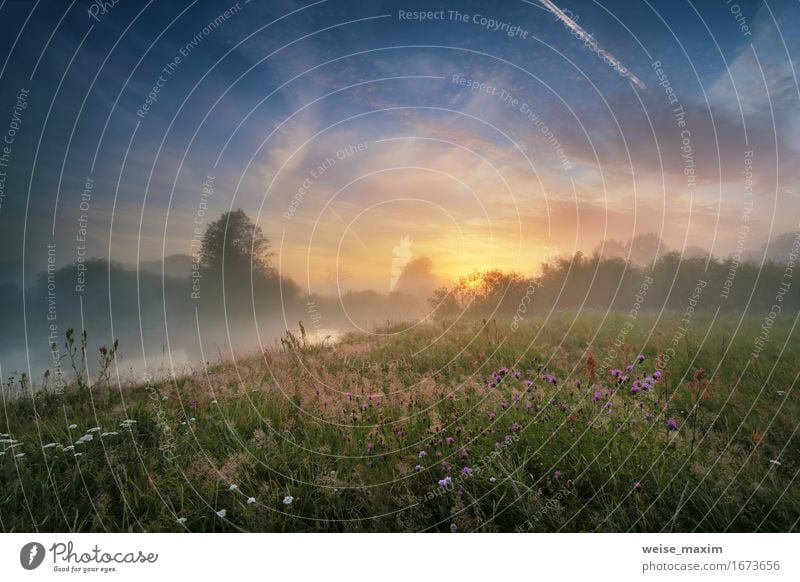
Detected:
left=0, top=0, right=797, bottom=290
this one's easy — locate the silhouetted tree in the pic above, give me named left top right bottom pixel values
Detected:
left=201, top=209, right=273, bottom=275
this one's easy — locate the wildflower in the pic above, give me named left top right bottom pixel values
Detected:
left=101, top=431, right=119, bottom=437
left=446, top=436, right=454, bottom=445
left=489, top=477, right=497, bottom=483
left=610, top=369, right=622, bottom=378
left=512, top=392, right=522, bottom=402
left=626, top=364, right=634, bottom=372
left=418, top=450, right=427, bottom=459
left=504, top=435, right=513, bottom=444
left=229, top=484, right=238, bottom=492
left=575, top=379, right=581, bottom=387
left=769, top=459, right=781, bottom=466
left=653, top=370, right=662, bottom=379
left=216, top=509, right=227, bottom=518
left=367, top=442, right=374, bottom=452
left=462, top=466, right=473, bottom=475
left=42, top=443, right=58, bottom=449
left=512, top=370, right=521, bottom=379
left=636, top=354, right=645, bottom=363
left=631, top=383, right=640, bottom=395
left=553, top=470, right=561, bottom=479
left=177, top=517, right=187, bottom=524
left=415, top=464, right=423, bottom=472
left=345, top=391, right=353, bottom=400
left=190, top=400, right=198, bottom=411
left=633, top=481, right=642, bottom=491
left=498, top=367, right=508, bottom=376
left=73, top=452, right=83, bottom=457
left=450, top=523, right=459, bottom=533
left=211, top=399, right=218, bottom=404
left=282, top=495, right=294, bottom=505
left=15, top=452, right=25, bottom=458
left=438, top=476, right=453, bottom=487
left=63, top=445, right=74, bottom=452
left=67, top=424, right=78, bottom=430
left=524, top=380, right=534, bottom=389
left=666, top=418, right=678, bottom=430
left=87, top=427, right=101, bottom=433
left=247, top=497, right=256, bottom=505
left=511, top=422, right=522, bottom=431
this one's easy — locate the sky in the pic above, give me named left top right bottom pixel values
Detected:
left=0, top=0, right=798, bottom=293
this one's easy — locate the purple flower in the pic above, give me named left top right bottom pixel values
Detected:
left=524, top=380, right=534, bottom=389
left=553, top=470, right=561, bottom=479
left=636, top=354, right=645, bottom=363
left=631, top=382, right=641, bottom=395
left=653, top=370, right=662, bottom=379
left=512, top=392, right=522, bottom=402
left=500, top=401, right=509, bottom=410
left=626, top=364, right=634, bottom=372
left=610, top=369, right=622, bottom=378
left=575, top=379, right=582, bottom=387
left=446, top=436, right=454, bottom=445
left=415, top=464, right=423, bottom=471
left=633, top=481, right=642, bottom=491
left=438, top=476, right=453, bottom=487
left=345, top=391, right=353, bottom=400
left=593, top=390, right=603, bottom=402
left=418, top=450, right=426, bottom=459
left=450, top=523, right=459, bottom=533
left=462, top=466, right=473, bottom=475
left=367, top=442, right=374, bottom=452
left=511, top=422, right=523, bottom=431
left=666, top=418, right=678, bottom=431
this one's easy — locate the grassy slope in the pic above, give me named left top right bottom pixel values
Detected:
left=1, top=310, right=798, bottom=532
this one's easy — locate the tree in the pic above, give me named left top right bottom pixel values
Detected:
left=201, top=209, right=273, bottom=275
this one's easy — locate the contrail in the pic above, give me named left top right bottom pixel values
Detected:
left=539, top=0, right=647, bottom=90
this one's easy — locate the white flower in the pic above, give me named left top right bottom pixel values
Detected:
left=282, top=495, right=294, bottom=505
left=15, top=452, right=26, bottom=458
left=190, top=417, right=196, bottom=422
left=228, top=484, right=238, bottom=492
left=770, top=459, right=782, bottom=466
left=177, top=517, right=187, bottom=524
left=43, top=443, right=58, bottom=449
left=68, top=424, right=78, bottom=430
left=215, top=509, right=227, bottom=518
left=76, top=434, right=94, bottom=444
left=211, top=399, right=218, bottom=405
left=0, top=433, right=9, bottom=437
left=246, top=497, right=256, bottom=505
left=489, top=477, right=497, bottom=483
left=101, top=432, right=118, bottom=437
left=74, top=452, right=83, bottom=457
left=0, top=452, right=5, bottom=456
left=63, top=446, right=74, bottom=452
left=162, top=396, right=168, bottom=401
left=87, top=427, right=101, bottom=433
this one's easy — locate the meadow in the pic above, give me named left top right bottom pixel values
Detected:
left=1, top=310, right=798, bottom=532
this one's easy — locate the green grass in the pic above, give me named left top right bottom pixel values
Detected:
left=1, top=310, right=798, bottom=532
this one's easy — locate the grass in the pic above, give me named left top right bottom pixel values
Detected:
left=1, top=309, right=798, bottom=532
